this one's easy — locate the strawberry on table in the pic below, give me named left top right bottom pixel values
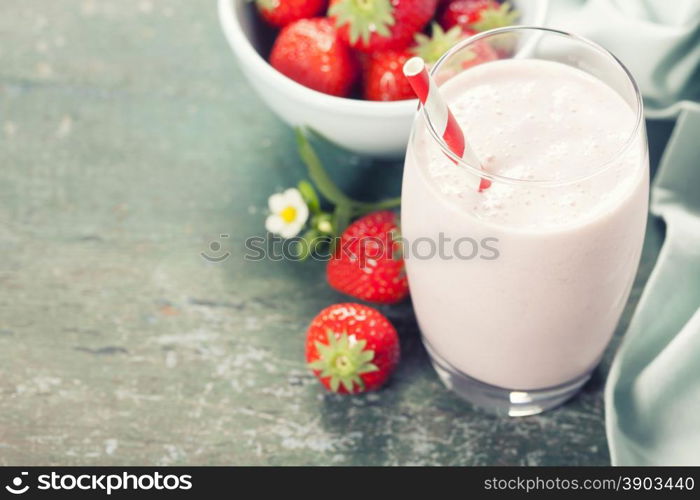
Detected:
left=327, top=211, right=409, bottom=304
left=363, top=49, right=414, bottom=101
left=256, top=0, right=328, bottom=28
left=269, top=18, right=359, bottom=97
left=440, top=0, right=518, bottom=33
left=306, top=303, right=400, bottom=393
left=329, top=0, right=438, bottom=53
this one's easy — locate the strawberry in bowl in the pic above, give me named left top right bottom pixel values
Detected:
left=362, top=22, right=498, bottom=100
left=329, top=0, right=437, bottom=52
left=270, top=18, right=359, bottom=97
left=255, top=0, right=327, bottom=27
left=362, top=49, right=416, bottom=101
left=218, top=0, right=548, bottom=156
left=440, top=0, right=519, bottom=33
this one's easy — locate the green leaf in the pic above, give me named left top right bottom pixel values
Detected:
left=359, top=350, right=374, bottom=363
left=358, top=363, right=379, bottom=374
left=254, top=0, right=276, bottom=11
left=307, top=330, right=378, bottom=393
left=308, top=360, right=326, bottom=371
left=470, top=2, right=519, bottom=32
left=341, top=378, right=355, bottom=392
left=412, top=23, right=465, bottom=65
left=298, top=180, right=321, bottom=214
left=314, top=340, right=329, bottom=355
left=329, top=0, right=395, bottom=46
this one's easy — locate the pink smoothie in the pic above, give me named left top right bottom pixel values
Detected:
left=402, top=58, right=648, bottom=390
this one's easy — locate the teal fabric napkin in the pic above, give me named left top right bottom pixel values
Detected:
left=606, top=109, right=700, bottom=465
left=546, top=0, right=700, bottom=465
left=546, top=0, right=700, bottom=117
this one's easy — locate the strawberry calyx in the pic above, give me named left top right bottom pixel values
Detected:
left=414, top=23, right=477, bottom=70
left=255, top=0, right=276, bottom=11
left=308, top=330, right=379, bottom=392
left=412, top=23, right=466, bottom=65
left=329, top=0, right=396, bottom=45
left=471, top=2, right=519, bottom=32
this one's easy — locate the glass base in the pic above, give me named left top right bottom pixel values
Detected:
left=423, top=337, right=591, bottom=417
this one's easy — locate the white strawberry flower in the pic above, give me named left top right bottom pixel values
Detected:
left=265, top=188, right=309, bottom=239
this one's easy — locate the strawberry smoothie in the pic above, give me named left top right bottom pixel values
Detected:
left=402, top=56, right=648, bottom=412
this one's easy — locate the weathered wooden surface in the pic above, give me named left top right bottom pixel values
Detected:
left=0, top=0, right=669, bottom=465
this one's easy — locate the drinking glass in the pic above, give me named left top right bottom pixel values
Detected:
left=401, top=27, right=649, bottom=416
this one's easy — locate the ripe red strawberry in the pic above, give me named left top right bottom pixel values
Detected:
left=440, top=0, right=494, bottom=30
left=329, top=0, right=438, bottom=53
left=270, top=18, right=358, bottom=97
left=306, top=303, right=400, bottom=393
left=440, top=0, right=518, bottom=33
left=256, top=0, right=327, bottom=28
left=363, top=49, right=414, bottom=101
left=362, top=22, right=469, bottom=101
left=327, top=211, right=409, bottom=304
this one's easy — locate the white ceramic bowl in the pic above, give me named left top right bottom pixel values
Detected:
left=218, top=0, right=549, bottom=158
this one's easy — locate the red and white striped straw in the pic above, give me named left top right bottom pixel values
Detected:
left=403, top=57, right=491, bottom=192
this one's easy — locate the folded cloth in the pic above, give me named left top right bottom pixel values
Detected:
left=547, top=0, right=700, bottom=465
left=546, top=0, right=700, bottom=117
left=606, top=109, right=700, bottom=465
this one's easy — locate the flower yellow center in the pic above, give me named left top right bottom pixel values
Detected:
left=279, top=206, right=297, bottom=223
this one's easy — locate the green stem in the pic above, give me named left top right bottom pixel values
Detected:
left=295, top=128, right=357, bottom=208
left=351, top=196, right=401, bottom=214
left=295, top=127, right=401, bottom=216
